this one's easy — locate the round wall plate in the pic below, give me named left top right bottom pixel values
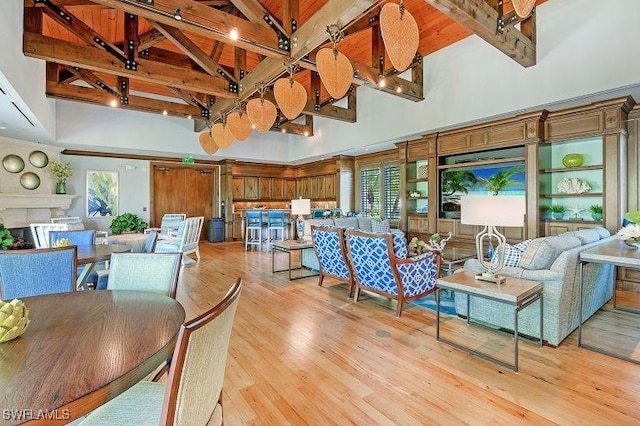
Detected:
left=20, top=172, right=41, bottom=190
left=3, top=154, right=25, bottom=173
left=29, top=150, right=49, bottom=168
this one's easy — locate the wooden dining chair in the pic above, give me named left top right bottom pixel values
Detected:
left=78, top=278, right=243, bottom=426
left=101, top=252, right=182, bottom=298
left=0, top=246, right=77, bottom=300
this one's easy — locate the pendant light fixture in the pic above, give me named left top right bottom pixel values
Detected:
left=316, top=24, right=353, bottom=100
left=211, top=118, right=234, bottom=149
left=512, top=0, right=536, bottom=19
left=274, top=62, right=307, bottom=120
left=246, top=85, right=277, bottom=133
left=199, top=128, right=218, bottom=154
left=380, top=0, right=419, bottom=72
left=227, top=104, right=252, bottom=141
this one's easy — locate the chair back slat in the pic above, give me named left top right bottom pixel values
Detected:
left=0, top=246, right=77, bottom=300
left=161, top=279, right=242, bottom=425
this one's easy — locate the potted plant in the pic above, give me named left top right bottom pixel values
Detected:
left=0, top=224, right=14, bottom=250
left=49, top=160, right=73, bottom=194
left=589, top=204, right=603, bottom=221
left=549, top=204, right=566, bottom=220
left=109, top=213, right=148, bottom=235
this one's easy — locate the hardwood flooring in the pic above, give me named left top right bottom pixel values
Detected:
left=176, top=242, right=640, bottom=425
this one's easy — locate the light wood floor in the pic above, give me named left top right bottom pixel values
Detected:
left=176, top=242, right=640, bottom=425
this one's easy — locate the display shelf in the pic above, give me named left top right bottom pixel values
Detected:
left=540, top=192, right=603, bottom=198
left=541, top=165, right=602, bottom=173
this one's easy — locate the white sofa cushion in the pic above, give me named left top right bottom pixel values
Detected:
left=303, top=219, right=333, bottom=241
left=357, top=217, right=373, bottom=232
left=520, top=235, right=581, bottom=270
left=562, top=229, right=600, bottom=245
left=333, top=217, right=359, bottom=228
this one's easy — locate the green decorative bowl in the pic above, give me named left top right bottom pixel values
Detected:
left=562, top=153, right=584, bottom=168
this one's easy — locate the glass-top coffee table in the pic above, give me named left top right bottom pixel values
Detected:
left=271, top=240, right=319, bottom=281
left=440, top=247, right=476, bottom=276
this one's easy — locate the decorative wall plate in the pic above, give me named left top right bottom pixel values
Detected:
left=29, top=150, right=49, bottom=168
left=3, top=154, right=25, bottom=173
left=20, top=172, right=41, bottom=190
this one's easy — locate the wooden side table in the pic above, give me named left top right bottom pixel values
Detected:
left=436, top=270, right=543, bottom=372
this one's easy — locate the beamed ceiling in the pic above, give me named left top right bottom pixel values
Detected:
left=23, top=0, right=543, bottom=138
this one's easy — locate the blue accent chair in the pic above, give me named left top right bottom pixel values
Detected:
left=0, top=246, right=77, bottom=300
left=48, top=229, right=98, bottom=286
left=346, top=229, right=441, bottom=317
left=311, top=225, right=354, bottom=297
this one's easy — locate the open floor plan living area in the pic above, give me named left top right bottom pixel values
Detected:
left=2, top=0, right=640, bottom=424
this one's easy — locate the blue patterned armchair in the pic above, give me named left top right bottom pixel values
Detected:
left=346, top=230, right=440, bottom=317
left=311, top=225, right=354, bottom=297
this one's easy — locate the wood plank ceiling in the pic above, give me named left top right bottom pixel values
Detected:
left=22, top=0, right=543, bottom=137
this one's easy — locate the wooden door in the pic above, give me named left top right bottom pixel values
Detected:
left=152, top=165, right=215, bottom=241
left=153, top=166, right=186, bottom=227
left=185, top=168, right=213, bottom=240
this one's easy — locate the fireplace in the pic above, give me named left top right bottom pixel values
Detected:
left=7, top=227, right=35, bottom=250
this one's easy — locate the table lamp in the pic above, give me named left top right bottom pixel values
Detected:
left=291, top=198, right=311, bottom=242
left=460, top=195, right=526, bottom=284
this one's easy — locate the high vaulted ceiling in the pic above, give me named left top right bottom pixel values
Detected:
left=22, top=0, right=541, bottom=138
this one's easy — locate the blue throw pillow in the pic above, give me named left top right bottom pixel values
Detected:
left=371, top=219, right=390, bottom=233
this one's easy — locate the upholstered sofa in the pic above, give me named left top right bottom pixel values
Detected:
left=455, top=227, right=615, bottom=346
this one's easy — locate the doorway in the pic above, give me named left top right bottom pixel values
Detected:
left=151, top=163, right=219, bottom=240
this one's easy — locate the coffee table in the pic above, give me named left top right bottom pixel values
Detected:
left=440, top=247, right=476, bottom=276
left=271, top=240, right=319, bottom=280
left=436, top=270, right=543, bottom=372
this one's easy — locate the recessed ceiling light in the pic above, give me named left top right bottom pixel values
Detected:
left=187, top=115, right=192, bottom=120
left=303, top=131, right=309, bottom=136
left=378, top=77, right=386, bottom=88
left=162, top=110, right=168, bottom=116
left=229, top=27, right=239, bottom=41
left=0, top=126, right=7, bottom=130
left=396, top=86, right=402, bottom=93
left=281, top=128, right=286, bottom=133
left=109, top=99, right=118, bottom=107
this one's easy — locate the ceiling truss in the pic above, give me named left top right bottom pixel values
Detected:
left=22, top=0, right=539, bottom=138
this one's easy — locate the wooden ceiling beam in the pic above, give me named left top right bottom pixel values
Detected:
left=229, top=0, right=287, bottom=35
left=150, top=21, right=237, bottom=84
left=46, top=81, right=202, bottom=117
left=89, top=0, right=284, bottom=57
left=282, top=0, right=299, bottom=36
left=24, top=32, right=235, bottom=98
left=210, top=0, right=385, bottom=118
left=423, top=0, right=536, bottom=67
left=138, top=29, right=166, bottom=51
left=279, top=114, right=313, bottom=137
left=63, top=65, right=120, bottom=98
left=39, top=1, right=129, bottom=65
left=167, top=86, right=209, bottom=111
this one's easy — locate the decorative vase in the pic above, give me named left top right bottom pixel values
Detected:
left=562, top=153, right=584, bottom=168
left=55, top=181, right=67, bottom=194
left=624, top=239, right=640, bottom=249
left=552, top=212, right=564, bottom=220
left=591, top=213, right=602, bottom=221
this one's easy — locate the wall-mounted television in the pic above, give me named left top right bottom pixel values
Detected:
left=440, top=162, right=525, bottom=218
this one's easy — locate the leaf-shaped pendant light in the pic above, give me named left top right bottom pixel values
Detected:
left=227, top=109, right=252, bottom=141
left=380, top=1, right=419, bottom=72
left=246, top=85, right=277, bottom=133
left=199, top=128, right=219, bottom=155
left=512, top=0, right=536, bottom=19
left=316, top=24, right=353, bottom=100
left=212, top=121, right=234, bottom=149
left=274, top=63, right=307, bottom=120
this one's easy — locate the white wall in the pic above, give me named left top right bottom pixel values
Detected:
left=62, top=155, right=151, bottom=232
left=55, top=101, right=292, bottom=162
left=0, top=0, right=56, bottom=142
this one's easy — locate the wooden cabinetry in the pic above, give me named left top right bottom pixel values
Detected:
left=325, top=175, right=335, bottom=199
left=232, top=213, right=243, bottom=240
left=244, top=177, right=259, bottom=199
left=271, top=178, right=284, bottom=199
left=259, top=177, right=271, bottom=199
left=232, top=177, right=245, bottom=199
left=284, top=179, right=296, bottom=200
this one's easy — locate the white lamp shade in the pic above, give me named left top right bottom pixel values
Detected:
left=460, top=195, right=526, bottom=227
left=291, top=198, right=311, bottom=215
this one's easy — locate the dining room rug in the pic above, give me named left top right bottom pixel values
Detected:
left=410, top=291, right=457, bottom=316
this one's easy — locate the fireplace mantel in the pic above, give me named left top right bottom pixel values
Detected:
left=0, top=194, right=76, bottom=229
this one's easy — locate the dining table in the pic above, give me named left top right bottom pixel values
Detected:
left=0, top=290, right=185, bottom=425
left=75, top=244, right=130, bottom=289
